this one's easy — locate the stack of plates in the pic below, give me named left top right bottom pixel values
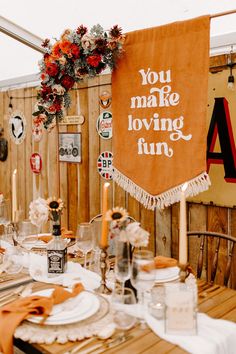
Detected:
left=155, top=266, right=179, bottom=283
left=27, top=289, right=100, bottom=325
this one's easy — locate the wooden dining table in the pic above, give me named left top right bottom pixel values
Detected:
left=9, top=279, right=236, bottom=354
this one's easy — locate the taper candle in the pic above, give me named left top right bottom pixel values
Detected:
left=12, top=169, right=18, bottom=223
left=100, top=182, right=110, bottom=248
left=179, top=182, right=188, bottom=265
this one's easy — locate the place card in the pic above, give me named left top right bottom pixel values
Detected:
left=164, top=283, right=197, bottom=335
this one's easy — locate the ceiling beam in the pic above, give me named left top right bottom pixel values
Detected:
left=0, top=15, right=46, bottom=54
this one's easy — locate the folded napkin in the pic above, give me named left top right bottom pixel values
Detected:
left=154, top=256, right=177, bottom=269
left=145, top=312, right=236, bottom=354
left=142, top=256, right=177, bottom=272
left=0, top=283, right=84, bottom=354
left=38, top=228, right=75, bottom=244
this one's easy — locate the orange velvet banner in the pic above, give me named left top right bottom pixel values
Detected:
left=112, top=16, right=211, bottom=209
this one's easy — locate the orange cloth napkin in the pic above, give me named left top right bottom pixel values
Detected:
left=154, top=256, right=177, bottom=269
left=0, top=247, right=5, bottom=254
left=0, top=283, right=84, bottom=354
left=142, top=256, right=177, bottom=272
left=38, top=228, right=75, bottom=244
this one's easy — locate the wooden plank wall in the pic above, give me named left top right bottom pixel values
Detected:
left=0, top=73, right=236, bottom=288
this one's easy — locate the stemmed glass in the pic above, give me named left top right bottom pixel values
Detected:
left=17, top=220, right=38, bottom=251
left=76, top=222, right=92, bottom=269
left=114, top=239, right=131, bottom=294
left=131, top=250, right=156, bottom=326
left=111, top=287, right=137, bottom=339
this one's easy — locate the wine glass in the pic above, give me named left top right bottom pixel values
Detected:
left=17, top=220, right=38, bottom=251
left=0, top=200, right=10, bottom=225
left=111, top=287, right=137, bottom=339
left=76, top=222, right=93, bottom=268
left=131, top=250, right=156, bottom=326
left=114, top=239, right=131, bottom=294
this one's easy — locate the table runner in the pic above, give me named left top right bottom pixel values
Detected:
left=112, top=16, right=211, bottom=209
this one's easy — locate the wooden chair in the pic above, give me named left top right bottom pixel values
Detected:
left=89, top=214, right=136, bottom=223
left=187, top=231, right=236, bottom=287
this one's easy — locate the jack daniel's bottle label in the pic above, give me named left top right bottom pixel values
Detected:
left=47, top=223, right=67, bottom=275
left=47, top=248, right=67, bottom=274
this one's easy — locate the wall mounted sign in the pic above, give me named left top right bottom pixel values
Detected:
left=59, top=115, right=85, bottom=125
left=96, top=111, right=112, bottom=139
left=99, top=91, right=112, bottom=108
left=9, top=110, right=26, bottom=144
left=59, top=132, right=81, bottom=163
left=97, top=151, right=113, bottom=180
left=30, top=153, right=42, bottom=174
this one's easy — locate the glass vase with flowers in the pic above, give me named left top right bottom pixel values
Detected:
left=106, top=207, right=150, bottom=296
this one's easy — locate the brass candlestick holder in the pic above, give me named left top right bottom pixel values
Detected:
left=96, top=246, right=112, bottom=294
left=178, top=262, right=190, bottom=282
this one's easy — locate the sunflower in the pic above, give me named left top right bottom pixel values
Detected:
left=47, top=197, right=64, bottom=214
left=105, top=207, right=128, bottom=224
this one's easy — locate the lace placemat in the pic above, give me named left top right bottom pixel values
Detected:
left=14, top=294, right=113, bottom=344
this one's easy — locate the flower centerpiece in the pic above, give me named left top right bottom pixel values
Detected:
left=29, top=196, right=64, bottom=230
left=106, top=207, right=150, bottom=250
left=33, top=24, right=125, bottom=130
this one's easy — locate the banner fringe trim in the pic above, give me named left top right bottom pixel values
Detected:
left=112, top=168, right=211, bottom=210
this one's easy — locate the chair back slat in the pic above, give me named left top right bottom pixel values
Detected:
left=197, top=235, right=205, bottom=279
left=210, top=237, right=220, bottom=284
left=224, top=242, right=235, bottom=286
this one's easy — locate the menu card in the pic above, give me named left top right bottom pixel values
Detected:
left=164, top=283, right=197, bottom=335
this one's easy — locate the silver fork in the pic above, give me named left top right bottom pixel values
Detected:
left=0, top=282, right=33, bottom=306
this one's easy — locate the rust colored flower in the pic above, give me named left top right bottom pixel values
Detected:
left=109, top=25, right=123, bottom=38
left=61, top=75, right=75, bottom=90
left=95, top=38, right=107, bottom=54
left=42, top=38, right=50, bottom=48
left=52, top=42, right=61, bottom=57
left=47, top=100, right=61, bottom=113
left=45, top=62, right=59, bottom=77
left=76, top=25, right=87, bottom=36
left=71, top=44, right=80, bottom=58
left=59, top=40, right=73, bottom=55
left=86, top=54, right=102, bottom=68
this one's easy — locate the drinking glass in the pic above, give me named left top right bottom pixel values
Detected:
left=111, top=287, right=137, bottom=339
left=17, top=220, right=38, bottom=250
left=76, top=222, right=93, bottom=268
left=2, top=247, right=24, bottom=274
left=0, top=200, right=10, bottom=225
left=131, top=250, right=156, bottom=325
left=114, top=240, right=131, bottom=294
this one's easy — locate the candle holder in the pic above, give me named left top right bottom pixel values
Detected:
left=96, top=246, right=112, bottom=295
left=178, top=262, right=190, bottom=282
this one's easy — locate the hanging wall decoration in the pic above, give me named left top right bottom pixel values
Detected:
left=30, top=153, right=42, bottom=174
left=9, top=110, right=26, bottom=144
left=112, top=16, right=211, bottom=210
left=99, top=91, right=112, bottom=108
left=59, top=132, right=81, bottom=163
left=96, top=111, right=112, bottom=139
left=97, top=151, right=113, bottom=180
left=33, top=25, right=124, bottom=131
left=32, top=116, right=44, bottom=142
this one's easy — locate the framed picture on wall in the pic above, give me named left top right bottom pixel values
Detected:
left=58, top=132, right=81, bottom=163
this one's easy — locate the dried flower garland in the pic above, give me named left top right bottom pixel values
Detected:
left=33, top=24, right=125, bottom=130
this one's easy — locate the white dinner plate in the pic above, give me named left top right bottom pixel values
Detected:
left=20, top=234, right=71, bottom=249
left=27, top=289, right=100, bottom=325
left=155, top=266, right=180, bottom=283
